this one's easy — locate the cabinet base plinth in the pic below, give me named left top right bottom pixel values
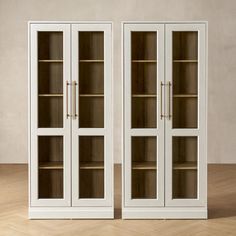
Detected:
left=29, top=207, right=114, bottom=219
left=122, top=207, right=207, bottom=219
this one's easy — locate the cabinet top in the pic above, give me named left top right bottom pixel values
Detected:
left=122, top=21, right=207, bottom=25
left=28, top=21, right=113, bottom=25
left=28, top=21, right=207, bottom=25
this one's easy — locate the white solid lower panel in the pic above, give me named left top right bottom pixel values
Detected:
left=122, top=207, right=207, bottom=219
left=29, top=207, right=114, bottom=219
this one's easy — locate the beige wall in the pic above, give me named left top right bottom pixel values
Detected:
left=0, top=0, right=235, bottom=163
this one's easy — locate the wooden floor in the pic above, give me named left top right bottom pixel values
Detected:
left=0, top=164, right=235, bottom=235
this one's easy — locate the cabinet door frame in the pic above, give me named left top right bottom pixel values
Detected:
left=71, top=23, right=113, bottom=207
left=165, top=23, right=207, bottom=207
left=123, top=23, right=165, bottom=207
left=30, top=24, right=71, bottom=206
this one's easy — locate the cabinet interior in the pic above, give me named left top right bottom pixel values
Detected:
left=38, top=32, right=63, bottom=128
left=38, top=63, right=63, bottom=94
left=38, top=136, right=63, bottom=199
left=172, top=137, right=198, bottom=199
left=132, top=137, right=157, bottom=199
left=172, top=31, right=198, bottom=129
left=131, top=32, right=156, bottom=60
left=79, top=63, right=104, bottom=94
left=38, top=32, right=63, bottom=60
left=173, top=32, right=198, bottom=60
left=79, top=32, right=104, bottom=60
left=132, top=98, right=156, bottom=128
left=79, top=97, right=104, bottom=128
left=173, top=63, right=198, bottom=95
left=79, top=32, right=104, bottom=128
left=79, top=136, right=104, bottom=198
left=38, top=97, right=63, bottom=128
left=173, top=98, right=197, bottom=128
left=131, top=32, right=157, bottom=128
left=132, top=63, right=156, bottom=94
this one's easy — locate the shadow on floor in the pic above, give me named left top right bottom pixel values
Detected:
left=114, top=208, right=122, bottom=219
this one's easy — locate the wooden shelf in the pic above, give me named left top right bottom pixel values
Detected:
left=80, top=162, right=104, bottom=170
left=173, top=162, right=197, bottom=170
left=79, top=60, right=104, bottom=63
left=39, top=162, right=63, bottom=170
left=132, top=60, right=157, bottom=63
left=79, top=94, right=104, bottom=97
left=173, top=60, right=198, bottom=63
left=132, top=94, right=156, bottom=98
left=173, top=94, right=198, bottom=98
left=38, top=94, right=63, bottom=97
left=38, top=60, right=63, bottom=63
left=132, top=161, right=156, bottom=170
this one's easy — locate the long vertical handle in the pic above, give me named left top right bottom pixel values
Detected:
left=160, top=82, right=164, bottom=119
left=66, top=81, right=70, bottom=118
left=167, top=81, right=171, bottom=120
left=72, top=81, right=77, bottom=119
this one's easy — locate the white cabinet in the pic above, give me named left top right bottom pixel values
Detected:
left=29, top=22, right=113, bottom=219
left=122, top=22, right=207, bottom=219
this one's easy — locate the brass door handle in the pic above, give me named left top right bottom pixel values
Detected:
left=160, top=82, right=164, bottom=119
left=167, top=81, right=171, bottom=120
left=66, top=81, right=70, bottom=118
left=72, top=81, right=78, bottom=119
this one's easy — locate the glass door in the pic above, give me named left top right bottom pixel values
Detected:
left=71, top=24, right=112, bottom=206
left=30, top=24, right=71, bottom=206
left=124, top=24, right=164, bottom=207
left=165, top=24, right=207, bottom=206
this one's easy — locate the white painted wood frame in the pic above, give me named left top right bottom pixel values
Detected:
left=30, top=24, right=71, bottom=207
left=165, top=23, right=207, bottom=207
left=123, top=23, right=165, bottom=207
left=71, top=23, right=113, bottom=207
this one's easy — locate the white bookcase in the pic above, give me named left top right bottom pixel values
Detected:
left=29, top=22, right=113, bottom=219
left=122, top=22, right=207, bottom=219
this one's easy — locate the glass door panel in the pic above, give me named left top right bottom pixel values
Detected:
left=31, top=24, right=70, bottom=207
left=72, top=24, right=112, bottom=207
left=79, top=136, right=104, bottom=198
left=38, top=136, right=63, bottom=199
left=172, top=137, right=197, bottom=199
left=172, top=32, right=198, bottom=129
left=131, top=32, right=157, bottom=128
left=125, top=24, right=164, bottom=207
left=38, top=32, right=63, bottom=128
left=165, top=24, right=206, bottom=207
left=131, top=32, right=157, bottom=199
left=171, top=31, right=199, bottom=200
left=79, top=32, right=104, bottom=128
left=37, top=32, right=64, bottom=199
left=132, top=137, right=156, bottom=199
